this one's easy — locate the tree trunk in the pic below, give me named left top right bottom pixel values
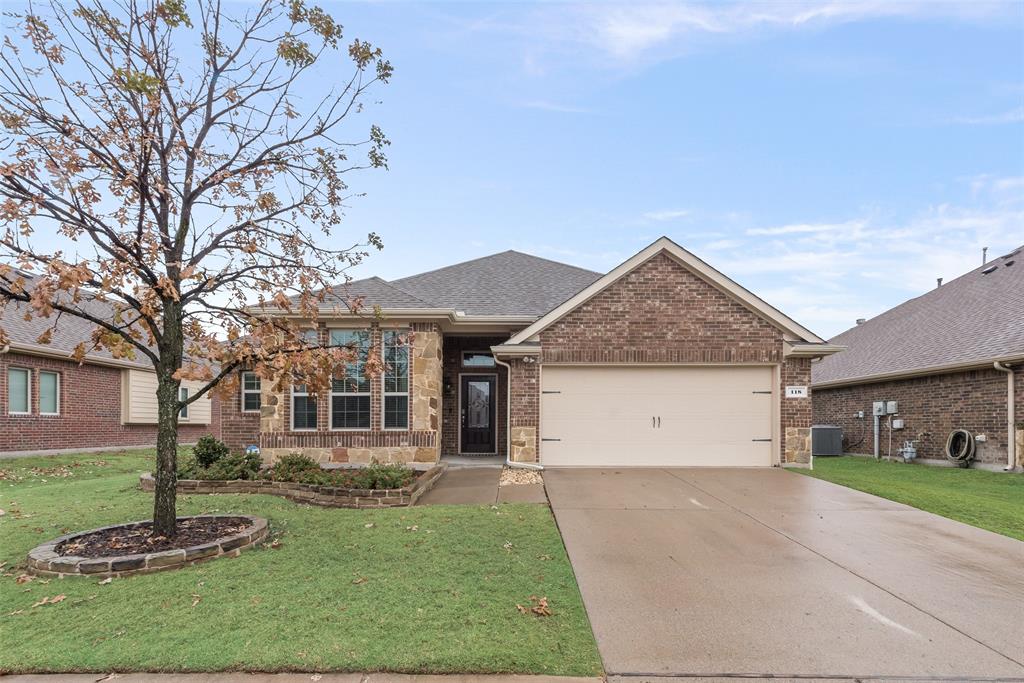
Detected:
left=152, top=302, right=184, bottom=538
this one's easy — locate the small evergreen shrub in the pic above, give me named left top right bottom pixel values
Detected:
left=192, top=435, right=230, bottom=468
left=177, top=451, right=262, bottom=481
left=261, top=456, right=415, bottom=489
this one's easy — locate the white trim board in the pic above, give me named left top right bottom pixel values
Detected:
left=506, top=236, right=827, bottom=347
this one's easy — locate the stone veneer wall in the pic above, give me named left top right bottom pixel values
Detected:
left=258, top=322, right=443, bottom=465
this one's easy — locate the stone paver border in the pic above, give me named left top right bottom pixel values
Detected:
left=139, top=463, right=446, bottom=509
left=26, top=515, right=268, bottom=579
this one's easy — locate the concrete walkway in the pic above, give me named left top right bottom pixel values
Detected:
left=546, top=467, right=1024, bottom=680
left=416, top=467, right=547, bottom=505
left=0, top=675, right=599, bottom=683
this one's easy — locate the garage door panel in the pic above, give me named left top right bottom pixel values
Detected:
left=541, top=365, right=774, bottom=467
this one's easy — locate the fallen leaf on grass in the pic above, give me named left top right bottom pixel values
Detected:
left=351, top=577, right=367, bottom=585
left=32, top=594, right=66, bottom=608
left=516, top=595, right=552, bottom=617
left=363, top=523, right=374, bottom=528
left=15, top=574, right=32, bottom=585
left=98, top=577, right=113, bottom=585
left=267, top=539, right=283, bottom=550
left=190, top=594, right=201, bottom=608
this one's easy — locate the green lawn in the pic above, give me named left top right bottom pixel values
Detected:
left=0, top=450, right=601, bottom=675
left=795, top=456, right=1024, bottom=541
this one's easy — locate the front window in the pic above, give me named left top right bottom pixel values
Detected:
left=329, top=328, right=371, bottom=429
left=7, top=367, right=29, bottom=414
left=462, top=351, right=496, bottom=368
left=241, top=371, right=261, bottom=412
left=179, top=387, right=189, bottom=419
left=291, top=384, right=318, bottom=430
left=383, top=330, right=409, bottom=429
left=39, top=371, right=59, bottom=415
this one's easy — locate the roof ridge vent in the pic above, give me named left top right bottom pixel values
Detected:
left=981, top=265, right=998, bottom=275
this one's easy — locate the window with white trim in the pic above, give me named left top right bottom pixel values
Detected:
left=39, top=371, right=59, bottom=415
left=291, top=383, right=318, bottom=430
left=179, top=387, right=189, bottom=419
left=329, top=329, right=371, bottom=429
left=241, top=371, right=261, bottom=412
left=7, top=367, right=30, bottom=415
left=383, top=330, right=409, bottom=430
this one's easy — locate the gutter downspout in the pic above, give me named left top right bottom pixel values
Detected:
left=493, top=356, right=543, bottom=471
left=993, top=362, right=1016, bottom=471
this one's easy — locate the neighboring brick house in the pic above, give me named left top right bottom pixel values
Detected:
left=233, top=237, right=838, bottom=467
left=0, top=282, right=220, bottom=456
left=812, top=246, right=1023, bottom=470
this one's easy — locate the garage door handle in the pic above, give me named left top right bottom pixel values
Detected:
left=752, top=438, right=772, bottom=442
left=657, top=416, right=661, bottom=428
left=752, top=390, right=771, bottom=395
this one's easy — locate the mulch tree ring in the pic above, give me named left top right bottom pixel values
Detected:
left=26, top=514, right=268, bottom=578
left=56, top=516, right=252, bottom=558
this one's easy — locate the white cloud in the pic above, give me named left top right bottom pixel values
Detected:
left=745, top=220, right=866, bottom=236
left=950, top=107, right=1024, bottom=125
left=643, top=208, right=691, bottom=221
left=519, top=100, right=592, bottom=114
left=524, top=1, right=1014, bottom=66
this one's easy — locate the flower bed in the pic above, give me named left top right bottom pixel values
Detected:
left=26, top=515, right=268, bottom=578
left=141, top=462, right=446, bottom=509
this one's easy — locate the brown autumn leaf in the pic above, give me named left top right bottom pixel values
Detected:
left=191, top=594, right=201, bottom=608
left=15, top=574, right=32, bottom=585
left=32, top=594, right=66, bottom=608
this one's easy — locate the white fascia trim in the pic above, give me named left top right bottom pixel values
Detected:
left=2, top=342, right=150, bottom=370
left=784, top=342, right=846, bottom=358
left=507, top=236, right=826, bottom=345
left=247, top=307, right=536, bottom=326
left=490, top=344, right=542, bottom=358
left=811, top=353, right=1024, bottom=389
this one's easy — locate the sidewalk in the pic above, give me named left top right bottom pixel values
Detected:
left=1, top=675, right=602, bottom=683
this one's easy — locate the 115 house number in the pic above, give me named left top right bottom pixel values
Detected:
left=785, top=385, right=808, bottom=399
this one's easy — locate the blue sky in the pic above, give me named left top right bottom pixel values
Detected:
left=316, top=1, right=1024, bottom=338
left=7, top=1, right=1023, bottom=339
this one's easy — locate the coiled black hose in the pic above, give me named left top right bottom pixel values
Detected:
left=945, top=429, right=976, bottom=468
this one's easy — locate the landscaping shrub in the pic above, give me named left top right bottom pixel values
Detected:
left=178, top=451, right=262, bottom=481
left=192, top=435, right=230, bottom=468
left=262, top=455, right=415, bottom=490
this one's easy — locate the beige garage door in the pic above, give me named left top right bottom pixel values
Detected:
left=541, top=365, right=774, bottom=467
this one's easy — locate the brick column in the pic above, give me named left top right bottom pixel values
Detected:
left=781, top=356, right=812, bottom=464
left=507, top=357, right=540, bottom=463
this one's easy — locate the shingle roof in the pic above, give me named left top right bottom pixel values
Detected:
left=1, top=278, right=151, bottom=368
left=302, top=251, right=603, bottom=317
left=314, top=276, right=434, bottom=310
left=389, top=250, right=602, bottom=316
left=811, top=246, right=1024, bottom=385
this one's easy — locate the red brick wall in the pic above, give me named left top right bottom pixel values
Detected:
left=0, top=352, right=219, bottom=454
left=813, top=367, right=1012, bottom=465
left=539, top=253, right=783, bottom=364
left=440, top=335, right=508, bottom=456
left=220, top=368, right=261, bottom=453
left=513, top=252, right=808, bottom=463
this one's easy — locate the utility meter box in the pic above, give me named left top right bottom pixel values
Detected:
left=892, top=419, right=905, bottom=429
left=872, top=401, right=886, bottom=416
left=886, top=400, right=899, bottom=414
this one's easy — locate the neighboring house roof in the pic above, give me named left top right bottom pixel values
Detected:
left=306, top=250, right=603, bottom=318
left=812, top=246, right=1024, bottom=387
left=505, top=237, right=830, bottom=347
left=1, top=287, right=151, bottom=369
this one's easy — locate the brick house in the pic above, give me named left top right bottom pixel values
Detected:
left=228, top=237, right=839, bottom=467
left=812, top=246, right=1023, bottom=470
left=0, top=281, right=220, bottom=456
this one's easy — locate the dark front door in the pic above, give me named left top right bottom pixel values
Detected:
left=461, top=375, right=496, bottom=453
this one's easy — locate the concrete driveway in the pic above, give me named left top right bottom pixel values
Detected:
left=545, top=467, right=1024, bottom=681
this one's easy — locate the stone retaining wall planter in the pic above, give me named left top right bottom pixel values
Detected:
left=139, top=463, right=446, bottom=509
left=26, top=515, right=268, bottom=578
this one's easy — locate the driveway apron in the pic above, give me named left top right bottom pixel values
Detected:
left=545, top=467, right=1024, bottom=680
